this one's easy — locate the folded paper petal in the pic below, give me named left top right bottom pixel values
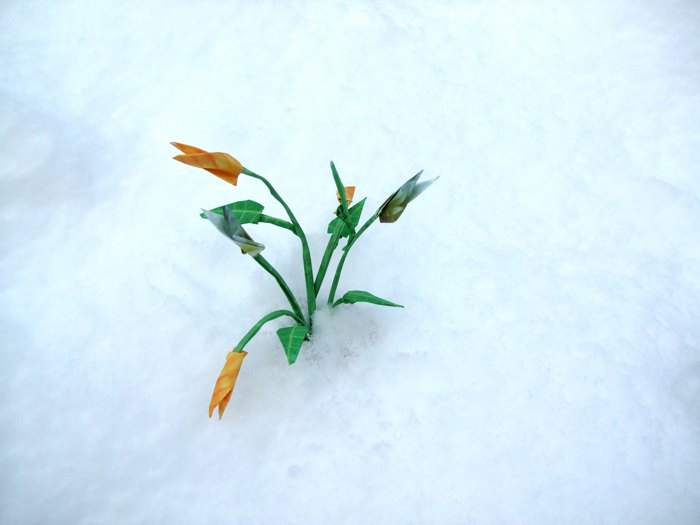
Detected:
left=170, top=142, right=208, bottom=155
left=230, top=233, right=266, bottom=256
left=201, top=207, right=265, bottom=256
left=378, top=171, right=438, bottom=223
left=171, top=142, right=243, bottom=186
left=336, top=186, right=356, bottom=206
left=209, top=350, right=248, bottom=419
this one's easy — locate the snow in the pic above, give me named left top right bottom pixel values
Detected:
left=2, top=1, right=700, bottom=523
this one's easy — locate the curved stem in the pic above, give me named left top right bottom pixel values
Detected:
left=327, top=214, right=378, bottom=305
left=258, top=214, right=294, bottom=231
left=243, top=168, right=316, bottom=324
left=234, top=309, right=301, bottom=351
left=253, top=254, right=305, bottom=323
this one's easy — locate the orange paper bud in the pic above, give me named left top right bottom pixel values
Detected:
left=336, top=186, right=356, bottom=206
left=208, top=350, right=247, bottom=419
left=171, top=142, right=244, bottom=186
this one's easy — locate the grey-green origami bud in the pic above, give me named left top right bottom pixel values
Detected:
left=202, top=206, right=265, bottom=256
left=377, top=171, right=438, bottom=223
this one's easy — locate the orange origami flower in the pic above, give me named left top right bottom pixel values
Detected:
left=336, top=186, right=356, bottom=206
left=171, top=142, right=243, bottom=186
left=209, top=350, right=248, bottom=419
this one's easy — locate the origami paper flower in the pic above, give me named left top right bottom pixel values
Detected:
left=336, top=186, right=356, bottom=206
left=209, top=350, right=248, bottom=419
left=377, top=171, right=438, bottom=223
left=171, top=142, right=243, bottom=186
left=202, top=206, right=265, bottom=256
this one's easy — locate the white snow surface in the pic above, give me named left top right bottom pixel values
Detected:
left=2, top=1, right=700, bottom=523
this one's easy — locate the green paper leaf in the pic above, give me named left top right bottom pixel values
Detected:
left=200, top=199, right=264, bottom=224
left=276, top=323, right=310, bottom=365
left=327, top=198, right=367, bottom=238
left=332, top=290, right=404, bottom=308
left=330, top=161, right=356, bottom=237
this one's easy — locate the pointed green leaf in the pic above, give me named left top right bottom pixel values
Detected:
left=327, top=198, right=366, bottom=238
left=200, top=199, right=264, bottom=224
left=276, top=323, right=310, bottom=365
left=330, top=161, right=356, bottom=236
left=332, top=290, right=404, bottom=308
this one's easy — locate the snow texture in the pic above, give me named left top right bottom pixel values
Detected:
left=2, top=1, right=700, bottom=523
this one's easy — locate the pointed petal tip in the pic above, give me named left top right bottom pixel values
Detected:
left=170, top=142, right=209, bottom=155
left=170, top=142, right=189, bottom=154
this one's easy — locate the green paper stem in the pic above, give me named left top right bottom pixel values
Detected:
left=314, top=219, right=343, bottom=295
left=234, top=309, right=303, bottom=351
left=327, top=213, right=379, bottom=305
left=258, top=214, right=294, bottom=231
left=243, top=168, right=316, bottom=324
left=253, top=254, right=305, bottom=323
